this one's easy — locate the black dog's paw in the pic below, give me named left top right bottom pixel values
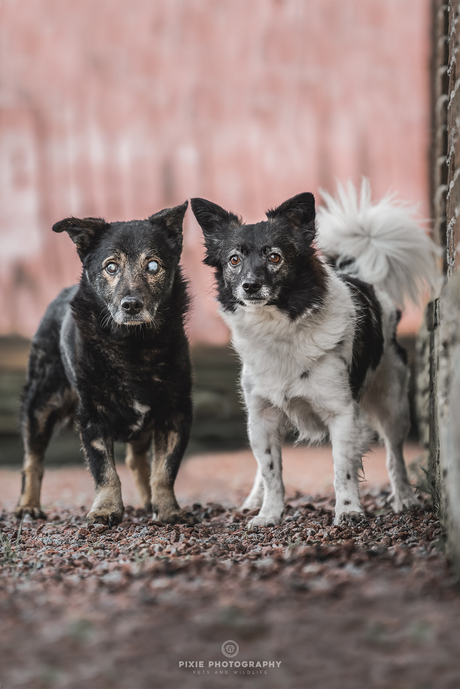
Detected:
left=155, top=508, right=200, bottom=526
left=86, top=508, right=123, bottom=528
left=15, top=505, right=47, bottom=520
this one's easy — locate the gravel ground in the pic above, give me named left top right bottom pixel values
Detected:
left=1, top=485, right=460, bottom=689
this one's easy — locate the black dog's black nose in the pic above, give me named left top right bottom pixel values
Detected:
left=121, top=296, right=143, bottom=315
left=242, top=280, right=262, bottom=295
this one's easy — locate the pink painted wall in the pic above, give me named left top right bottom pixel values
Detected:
left=0, top=0, right=432, bottom=342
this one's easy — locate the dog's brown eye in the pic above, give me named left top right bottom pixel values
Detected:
left=147, top=260, right=159, bottom=273
left=105, top=262, right=119, bottom=275
left=230, top=255, right=240, bottom=266
left=269, top=253, right=281, bottom=264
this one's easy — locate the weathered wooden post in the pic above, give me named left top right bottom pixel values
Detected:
left=420, top=0, right=460, bottom=570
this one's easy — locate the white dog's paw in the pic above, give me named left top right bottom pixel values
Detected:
left=334, top=495, right=365, bottom=526
left=247, top=513, right=282, bottom=529
left=334, top=509, right=366, bottom=526
left=388, top=484, right=420, bottom=512
left=241, top=496, right=263, bottom=511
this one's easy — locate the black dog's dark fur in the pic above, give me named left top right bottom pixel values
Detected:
left=16, top=203, right=195, bottom=526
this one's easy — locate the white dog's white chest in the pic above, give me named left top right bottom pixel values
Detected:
left=222, top=284, right=356, bottom=426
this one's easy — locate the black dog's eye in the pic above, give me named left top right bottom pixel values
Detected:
left=147, top=260, right=159, bottom=273
left=268, top=253, right=281, bottom=264
left=105, top=262, right=119, bottom=275
left=229, top=255, right=240, bottom=266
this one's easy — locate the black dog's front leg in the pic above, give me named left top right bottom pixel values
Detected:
left=151, top=412, right=197, bottom=525
left=80, top=424, right=124, bottom=527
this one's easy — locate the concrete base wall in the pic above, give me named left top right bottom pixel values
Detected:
left=437, top=278, right=460, bottom=569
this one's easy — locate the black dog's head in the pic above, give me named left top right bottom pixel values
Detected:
left=191, top=193, right=328, bottom=319
left=53, top=202, right=188, bottom=328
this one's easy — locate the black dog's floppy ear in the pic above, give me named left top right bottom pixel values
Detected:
left=266, top=192, right=316, bottom=241
left=149, top=201, right=188, bottom=251
left=191, top=198, right=241, bottom=265
left=52, top=217, right=109, bottom=258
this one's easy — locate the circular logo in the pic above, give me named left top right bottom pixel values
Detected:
left=221, top=640, right=239, bottom=658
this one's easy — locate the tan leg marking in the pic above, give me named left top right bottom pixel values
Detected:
left=16, top=418, right=46, bottom=519
left=151, top=430, right=179, bottom=518
left=15, top=450, right=47, bottom=519
left=16, top=387, right=77, bottom=519
left=151, top=430, right=197, bottom=525
left=125, top=443, right=152, bottom=508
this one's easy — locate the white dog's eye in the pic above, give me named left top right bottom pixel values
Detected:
left=229, top=255, right=240, bottom=266
left=147, top=260, right=159, bottom=273
left=105, top=262, right=119, bottom=275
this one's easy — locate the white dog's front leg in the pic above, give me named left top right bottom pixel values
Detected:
left=242, top=466, right=264, bottom=510
left=245, top=398, right=285, bottom=528
left=329, top=405, right=372, bottom=525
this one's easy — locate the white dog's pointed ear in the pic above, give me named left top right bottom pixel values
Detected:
left=191, top=198, right=241, bottom=234
left=149, top=201, right=188, bottom=251
left=52, top=217, right=109, bottom=259
left=267, top=192, right=316, bottom=241
left=191, top=198, right=242, bottom=266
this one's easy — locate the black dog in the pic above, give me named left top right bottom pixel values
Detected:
left=16, top=203, right=195, bottom=526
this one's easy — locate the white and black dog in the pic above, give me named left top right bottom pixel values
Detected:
left=191, top=180, right=438, bottom=527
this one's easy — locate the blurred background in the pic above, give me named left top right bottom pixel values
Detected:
left=0, top=0, right=432, bottom=463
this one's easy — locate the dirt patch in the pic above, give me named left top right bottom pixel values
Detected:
left=1, top=486, right=459, bottom=689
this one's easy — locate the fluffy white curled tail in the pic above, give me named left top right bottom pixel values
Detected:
left=316, top=178, right=439, bottom=307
